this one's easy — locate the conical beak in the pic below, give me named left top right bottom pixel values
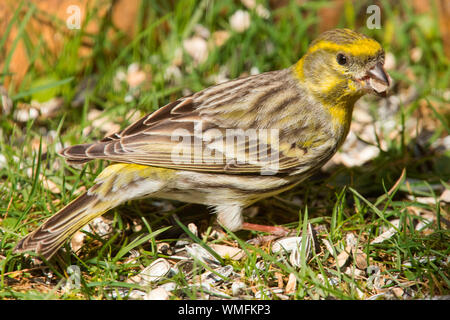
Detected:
left=368, top=62, right=389, bottom=86
left=367, top=62, right=390, bottom=96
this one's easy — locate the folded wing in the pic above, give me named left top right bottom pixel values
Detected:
left=61, top=71, right=308, bottom=175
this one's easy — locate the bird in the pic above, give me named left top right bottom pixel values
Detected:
left=14, top=28, right=390, bottom=260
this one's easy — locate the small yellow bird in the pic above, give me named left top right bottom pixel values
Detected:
left=14, top=29, right=389, bottom=259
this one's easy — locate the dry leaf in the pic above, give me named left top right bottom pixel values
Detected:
left=212, top=30, right=230, bottom=47
left=354, top=249, right=368, bottom=270
left=371, top=220, right=400, bottom=244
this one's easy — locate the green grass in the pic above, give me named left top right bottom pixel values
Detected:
left=0, top=0, right=449, bottom=299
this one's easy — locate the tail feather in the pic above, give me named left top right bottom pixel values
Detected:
left=14, top=163, right=168, bottom=260
left=14, top=192, right=113, bottom=260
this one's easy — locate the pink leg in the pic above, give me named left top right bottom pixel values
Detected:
left=241, top=222, right=290, bottom=236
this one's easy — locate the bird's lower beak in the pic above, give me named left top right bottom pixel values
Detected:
left=366, top=62, right=390, bottom=97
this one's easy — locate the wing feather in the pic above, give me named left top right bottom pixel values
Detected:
left=60, top=69, right=312, bottom=175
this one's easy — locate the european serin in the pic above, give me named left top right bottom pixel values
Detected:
left=15, top=28, right=390, bottom=259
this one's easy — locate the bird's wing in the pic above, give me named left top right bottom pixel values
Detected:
left=60, top=70, right=309, bottom=175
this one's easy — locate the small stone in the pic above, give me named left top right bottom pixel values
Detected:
left=127, top=68, right=147, bottom=88
left=255, top=5, right=270, bottom=19
left=87, top=109, right=120, bottom=135
left=344, top=266, right=364, bottom=277
left=160, top=282, right=177, bottom=292
left=145, top=287, right=170, bottom=300
left=90, top=216, right=113, bottom=236
left=231, top=281, right=246, bottom=296
left=188, top=223, right=198, bottom=237
left=14, top=106, right=39, bottom=122
left=250, top=67, right=260, bottom=75
left=194, top=24, right=210, bottom=39
left=0, top=154, right=6, bottom=169
left=410, top=47, right=422, bottom=63
left=439, top=189, right=450, bottom=203
left=384, top=52, right=396, bottom=70
left=70, top=231, right=86, bottom=253
left=229, top=10, right=251, bottom=33
left=241, top=0, right=255, bottom=8
left=183, top=36, right=208, bottom=64
left=337, top=249, right=350, bottom=268
left=392, top=287, right=404, bottom=298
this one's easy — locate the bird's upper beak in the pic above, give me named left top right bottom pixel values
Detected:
left=366, top=62, right=390, bottom=97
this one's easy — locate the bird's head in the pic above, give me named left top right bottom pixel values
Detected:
left=295, top=29, right=390, bottom=103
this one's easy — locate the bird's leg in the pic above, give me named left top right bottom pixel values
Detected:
left=215, top=204, right=244, bottom=232
left=214, top=204, right=289, bottom=236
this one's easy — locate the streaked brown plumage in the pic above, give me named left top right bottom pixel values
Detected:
left=14, top=29, right=390, bottom=260
left=61, top=68, right=327, bottom=175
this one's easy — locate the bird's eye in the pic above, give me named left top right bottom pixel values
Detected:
left=336, top=53, right=347, bottom=65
